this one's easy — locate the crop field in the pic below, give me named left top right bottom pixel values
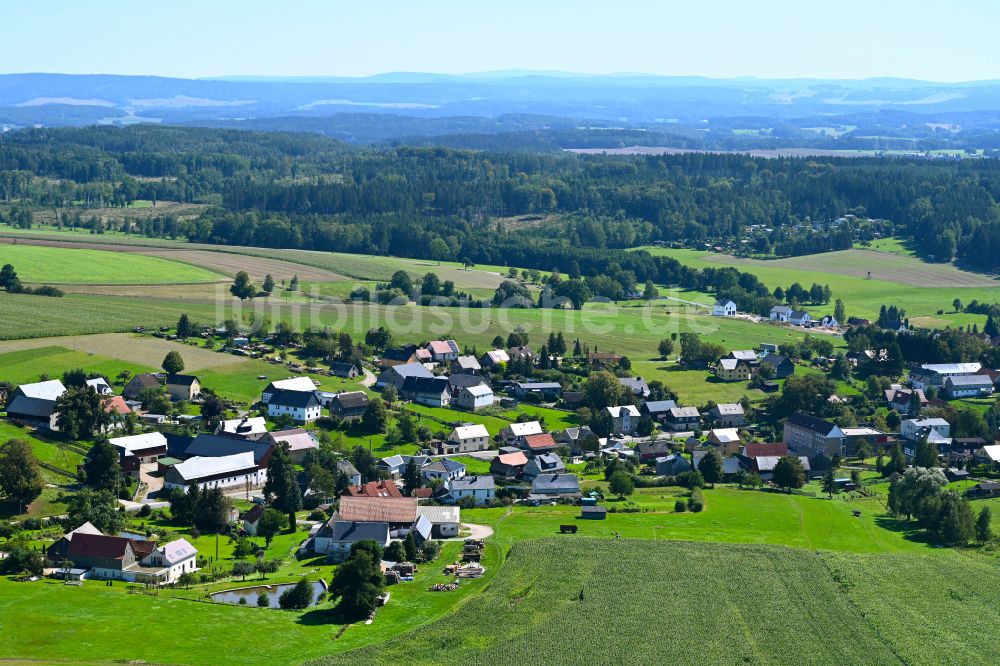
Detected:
left=0, top=244, right=226, bottom=285
left=135, top=248, right=349, bottom=283
left=0, top=346, right=150, bottom=386
left=319, top=538, right=999, bottom=666
left=639, top=246, right=1000, bottom=323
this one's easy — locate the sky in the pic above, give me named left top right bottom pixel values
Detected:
left=1, top=0, right=997, bottom=82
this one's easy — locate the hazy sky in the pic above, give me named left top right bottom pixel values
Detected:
left=2, top=0, right=997, bottom=81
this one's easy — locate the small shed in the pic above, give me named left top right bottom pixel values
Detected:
left=580, top=505, right=607, bottom=520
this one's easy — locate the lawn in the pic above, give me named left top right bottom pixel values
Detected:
left=316, top=537, right=1000, bottom=665
left=0, top=244, right=226, bottom=285
left=0, top=345, right=150, bottom=386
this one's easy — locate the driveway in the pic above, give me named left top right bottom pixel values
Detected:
left=360, top=367, right=377, bottom=388
left=459, top=523, right=494, bottom=541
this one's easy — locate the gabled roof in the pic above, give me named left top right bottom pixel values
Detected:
left=462, top=384, right=493, bottom=397
left=382, top=348, right=418, bottom=362
left=267, top=428, right=318, bottom=452
left=67, top=533, right=132, bottom=560
left=760, top=354, right=790, bottom=367
left=185, top=434, right=273, bottom=466
left=668, top=406, right=700, bottom=418
left=423, top=458, right=466, bottom=474
left=643, top=400, right=678, bottom=414
left=448, top=475, right=495, bottom=492
left=427, top=339, right=460, bottom=355
left=338, top=496, right=418, bottom=523
left=618, top=377, right=650, bottom=396
left=715, top=298, right=736, bottom=307
left=452, top=423, right=489, bottom=440
left=708, top=428, right=741, bottom=443
left=531, top=473, right=580, bottom=493
left=452, top=355, right=481, bottom=370
left=172, top=452, right=258, bottom=482
left=345, top=480, right=403, bottom=498
left=416, top=505, right=460, bottom=524
left=505, top=421, right=543, bottom=437
left=719, top=358, right=744, bottom=371
left=110, top=432, right=168, bottom=456
left=728, top=350, right=757, bottom=362
left=265, top=376, right=317, bottom=393
left=786, top=412, right=841, bottom=436
left=158, top=538, right=197, bottom=564
left=754, top=456, right=811, bottom=472
left=165, top=374, right=199, bottom=386
left=946, top=375, right=994, bottom=387
left=384, top=362, right=433, bottom=379
left=332, top=391, right=369, bottom=408
left=218, top=416, right=268, bottom=436
left=770, top=305, right=793, bottom=313
left=514, top=381, right=562, bottom=390
left=128, top=373, right=161, bottom=389
left=337, top=460, right=361, bottom=478
left=329, top=362, right=358, bottom=374
left=450, top=374, right=487, bottom=390
left=401, top=375, right=450, bottom=395
left=921, top=362, right=981, bottom=375
left=328, top=521, right=390, bottom=543
left=481, top=350, right=510, bottom=364
left=268, top=388, right=319, bottom=408
left=15, top=379, right=66, bottom=401
left=607, top=405, right=641, bottom=418
left=523, top=433, right=557, bottom=450
left=86, top=377, right=111, bottom=391
left=494, top=451, right=528, bottom=467
left=713, top=403, right=745, bottom=416
left=741, top=442, right=789, bottom=458
left=242, top=503, right=265, bottom=524
left=103, top=395, right=132, bottom=416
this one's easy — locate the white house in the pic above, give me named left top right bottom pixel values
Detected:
left=422, top=458, right=466, bottom=483
left=713, top=299, right=737, bottom=317
left=445, top=424, right=491, bottom=453
left=789, top=311, right=812, bottom=326
left=455, top=384, right=494, bottom=411
left=141, top=539, right=199, bottom=585
left=163, top=452, right=266, bottom=491
left=769, top=305, right=793, bottom=322
left=500, top=420, right=543, bottom=447
left=820, top=315, right=839, bottom=328
left=900, top=417, right=951, bottom=442
left=607, top=405, right=641, bottom=434
left=442, top=475, right=495, bottom=505
left=425, top=339, right=460, bottom=363
left=215, top=416, right=268, bottom=440
left=85, top=377, right=113, bottom=395
left=266, top=389, right=322, bottom=423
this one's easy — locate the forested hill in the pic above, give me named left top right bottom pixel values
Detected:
left=3, top=125, right=1000, bottom=270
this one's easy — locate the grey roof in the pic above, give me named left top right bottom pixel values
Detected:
left=401, top=375, right=451, bottom=395
left=412, top=514, right=433, bottom=541
left=449, top=475, right=496, bottom=491
left=269, top=388, right=320, bottom=408
left=713, top=403, right=745, bottom=416
left=449, top=374, right=488, bottom=390
left=514, top=381, right=562, bottom=390
left=386, top=362, right=433, bottom=379
left=333, top=391, right=369, bottom=408
left=531, top=473, right=580, bottom=493
left=619, top=377, right=650, bottom=396
left=329, top=521, right=390, bottom=543
left=946, top=375, right=994, bottom=387
left=452, top=356, right=481, bottom=370
left=424, top=458, right=466, bottom=474
left=669, top=406, right=700, bottom=418
left=15, top=379, right=67, bottom=401
left=643, top=400, right=678, bottom=414
left=337, top=460, right=361, bottom=478
left=329, top=362, right=359, bottom=375
left=165, top=374, right=199, bottom=386
left=761, top=354, right=790, bottom=367
left=184, top=434, right=273, bottom=466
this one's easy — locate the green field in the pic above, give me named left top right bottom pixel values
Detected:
left=0, top=244, right=226, bottom=285
left=318, top=538, right=1000, bottom=666
left=639, top=245, right=1000, bottom=323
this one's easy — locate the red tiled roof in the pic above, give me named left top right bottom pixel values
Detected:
left=67, top=533, right=132, bottom=560
left=495, top=451, right=528, bottom=466
left=741, top=442, right=788, bottom=458
left=411, top=487, right=433, bottom=499
left=344, top=480, right=403, bottom=498
left=524, top=433, right=557, bottom=450
left=338, top=496, right=417, bottom=523
left=103, top=395, right=132, bottom=416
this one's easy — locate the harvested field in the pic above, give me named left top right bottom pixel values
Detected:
left=55, top=283, right=225, bottom=299
left=565, top=146, right=870, bottom=158
left=134, top=249, right=348, bottom=282
left=0, top=333, right=243, bottom=371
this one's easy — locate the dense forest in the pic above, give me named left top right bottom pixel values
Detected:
left=3, top=125, right=1000, bottom=270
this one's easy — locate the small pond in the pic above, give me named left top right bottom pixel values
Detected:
left=118, top=531, right=147, bottom=541
left=210, top=580, right=327, bottom=609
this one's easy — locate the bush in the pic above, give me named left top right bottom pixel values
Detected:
left=688, top=488, right=705, bottom=513
left=138, top=504, right=152, bottom=518
left=674, top=499, right=687, bottom=513
left=257, top=593, right=270, bottom=608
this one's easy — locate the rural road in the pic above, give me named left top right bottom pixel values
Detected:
left=360, top=367, right=377, bottom=388
left=458, top=523, right=494, bottom=541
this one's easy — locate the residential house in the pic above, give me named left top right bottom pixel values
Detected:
left=642, top=400, right=678, bottom=423
left=587, top=351, right=622, bottom=366
left=123, top=373, right=160, bottom=400
left=400, top=376, right=451, bottom=407
left=440, top=476, right=495, bottom=505
left=782, top=412, right=846, bottom=457
left=215, top=416, right=268, bottom=440
left=378, top=346, right=420, bottom=368
left=261, top=376, right=317, bottom=404
left=314, top=521, right=391, bottom=562
left=375, top=362, right=433, bottom=391
left=769, top=305, right=793, bottom=322
left=655, top=454, right=692, bottom=476
left=901, top=418, right=951, bottom=442
left=422, top=459, right=466, bottom=483
left=713, top=298, right=737, bottom=317
left=328, top=362, right=359, bottom=379
left=500, top=420, right=543, bottom=447
left=760, top=354, right=794, bottom=379
left=265, top=428, right=319, bottom=463
left=455, top=384, right=493, bottom=411
left=100, top=396, right=133, bottom=432
left=449, top=373, right=487, bottom=393
left=619, top=376, right=650, bottom=399
left=479, top=349, right=510, bottom=369
left=140, top=539, right=199, bottom=584
left=165, top=374, right=200, bottom=401
left=841, top=427, right=890, bottom=457
left=738, top=442, right=789, bottom=462
left=974, top=446, right=1000, bottom=467
left=751, top=455, right=811, bottom=481
left=164, top=452, right=266, bottom=492
left=709, top=403, right=746, bottom=428
left=820, top=315, right=839, bottom=327
left=5, top=379, right=65, bottom=428
left=692, top=450, right=742, bottom=477
left=706, top=428, right=743, bottom=455
left=266, top=389, right=322, bottom=423
left=336, top=460, right=362, bottom=487
left=329, top=391, right=369, bottom=420
left=85, top=377, right=113, bottom=395
left=442, top=424, right=491, bottom=454
left=379, top=454, right=428, bottom=478
left=530, top=473, right=580, bottom=498
left=789, top=311, right=811, bottom=326
left=557, top=425, right=596, bottom=455
left=508, top=346, right=534, bottom=363
left=241, top=504, right=265, bottom=536
left=607, top=405, right=641, bottom=434
left=64, top=532, right=197, bottom=584
left=415, top=505, right=461, bottom=538
left=634, top=439, right=672, bottom=462
left=183, top=433, right=274, bottom=469
left=521, top=433, right=560, bottom=456
left=523, top=453, right=566, bottom=480
left=490, top=451, right=529, bottom=479
left=46, top=521, right=103, bottom=563
left=336, top=496, right=419, bottom=531
left=426, top=340, right=460, bottom=363
left=510, top=381, right=562, bottom=401
left=945, top=375, right=994, bottom=399
left=344, top=480, right=403, bottom=498
left=664, top=406, right=701, bottom=432
left=715, top=358, right=751, bottom=382
left=450, top=355, right=481, bottom=375
left=727, top=350, right=759, bottom=370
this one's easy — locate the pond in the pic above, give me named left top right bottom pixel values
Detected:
left=118, top=531, right=147, bottom=541
left=210, top=580, right=327, bottom=609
